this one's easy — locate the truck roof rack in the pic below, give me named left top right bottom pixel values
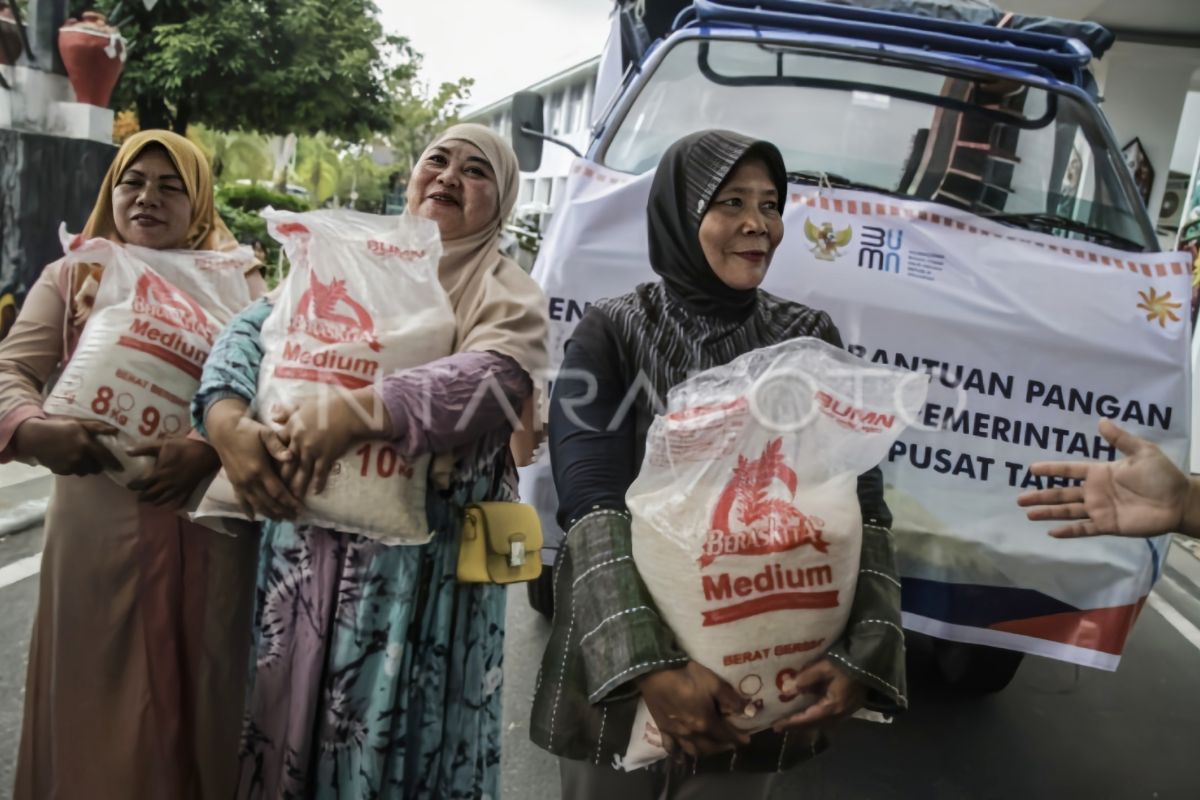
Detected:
left=672, top=0, right=1093, bottom=89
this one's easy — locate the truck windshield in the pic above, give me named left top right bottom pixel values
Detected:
left=602, top=38, right=1152, bottom=251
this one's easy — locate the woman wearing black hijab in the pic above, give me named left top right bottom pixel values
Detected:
left=530, top=131, right=905, bottom=797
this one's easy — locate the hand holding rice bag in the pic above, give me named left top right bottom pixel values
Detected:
left=196, top=209, right=457, bottom=542
left=621, top=337, right=927, bottom=769
left=42, top=237, right=255, bottom=486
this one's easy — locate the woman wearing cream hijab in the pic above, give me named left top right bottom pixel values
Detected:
left=1, top=130, right=264, bottom=799
left=195, top=123, right=548, bottom=798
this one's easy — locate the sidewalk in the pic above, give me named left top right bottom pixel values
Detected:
left=0, top=462, right=51, bottom=536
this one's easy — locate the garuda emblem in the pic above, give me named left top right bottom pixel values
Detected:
left=804, top=218, right=853, bottom=261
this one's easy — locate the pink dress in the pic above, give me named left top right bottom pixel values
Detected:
left=1, top=259, right=262, bottom=800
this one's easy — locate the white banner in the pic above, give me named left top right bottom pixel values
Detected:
left=522, top=158, right=1193, bottom=669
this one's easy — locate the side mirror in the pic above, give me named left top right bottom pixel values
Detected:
left=512, top=91, right=545, bottom=173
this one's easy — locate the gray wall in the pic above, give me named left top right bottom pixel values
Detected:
left=0, top=130, right=115, bottom=298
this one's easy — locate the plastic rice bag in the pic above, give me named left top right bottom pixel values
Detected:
left=195, top=209, right=456, bottom=543
left=43, top=236, right=255, bottom=485
left=620, top=337, right=927, bottom=769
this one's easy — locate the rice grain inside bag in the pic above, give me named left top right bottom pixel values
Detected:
left=620, top=337, right=927, bottom=769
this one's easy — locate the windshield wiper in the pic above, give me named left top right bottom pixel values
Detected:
left=978, top=212, right=1147, bottom=252
left=785, top=171, right=908, bottom=200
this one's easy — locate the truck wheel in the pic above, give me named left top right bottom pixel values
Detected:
left=528, top=565, right=555, bottom=620
left=932, top=639, right=1024, bottom=694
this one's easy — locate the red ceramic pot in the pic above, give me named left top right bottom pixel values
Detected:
left=1, top=7, right=21, bottom=67
left=58, top=11, right=126, bottom=107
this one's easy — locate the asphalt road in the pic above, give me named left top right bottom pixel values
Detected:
left=2, top=523, right=1199, bottom=799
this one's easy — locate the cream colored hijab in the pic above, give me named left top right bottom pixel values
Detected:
left=409, top=124, right=549, bottom=463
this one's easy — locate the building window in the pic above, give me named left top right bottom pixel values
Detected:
left=566, top=82, right=586, bottom=133
left=491, top=109, right=510, bottom=141
left=547, top=89, right=569, bottom=136
left=582, top=78, right=595, bottom=128
left=534, top=178, right=552, bottom=206
left=518, top=178, right=534, bottom=206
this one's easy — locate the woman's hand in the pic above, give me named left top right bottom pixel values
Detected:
left=271, top=387, right=387, bottom=500
left=13, top=417, right=122, bottom=476
left=635, top=661, right=751, bottom=758
left=1018, top=418, right=1193, bottom=539
left=770, top=658, right=866, bottom=734
left=205, top=398, right=301, bottom=520
left=126, top=438, right=220, bottom=510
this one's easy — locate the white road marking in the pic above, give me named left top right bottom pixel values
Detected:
left=1147, top=590, right=1200, bottom=654
left=0, top=552, right=41, bottom=590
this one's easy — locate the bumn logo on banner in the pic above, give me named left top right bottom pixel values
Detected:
left=858, top=225, right=904, bottom=274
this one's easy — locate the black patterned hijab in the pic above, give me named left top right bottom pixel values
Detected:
left=647, top=130, right=788, bottom=321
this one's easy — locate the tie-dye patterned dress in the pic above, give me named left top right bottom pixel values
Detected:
left=194, top=298, right=530, bottom=799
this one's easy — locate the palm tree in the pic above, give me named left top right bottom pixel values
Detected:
left=294, top=135, right=343, bottom=205
left=187, top=126, right=271, bottom=185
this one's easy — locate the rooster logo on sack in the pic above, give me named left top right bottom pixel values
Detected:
left=290, top=272, right=382, bottom=351
left=699, top=438, right=829, bottom=568
left=804, top=218, right=853, bottom=261
left=133, top=271, right=217, bottom=343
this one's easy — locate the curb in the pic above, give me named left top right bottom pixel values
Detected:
left=0, top=497, right=48, bottom=536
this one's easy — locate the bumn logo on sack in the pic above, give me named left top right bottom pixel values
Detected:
left=290, top=272, right=382, bottom=352
left=132, top=271, right=217, bottom=344
left=699, top=438, right=829, bottom=568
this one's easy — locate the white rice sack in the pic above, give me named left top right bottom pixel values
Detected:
left=43, top=237, right=255, bottom=486
left=197, top=209, right=457, bottom=543
left=621, top=337, right=928, bottom=770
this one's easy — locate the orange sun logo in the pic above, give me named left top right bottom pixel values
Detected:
left=1136, top=288, right=1183, bottom=328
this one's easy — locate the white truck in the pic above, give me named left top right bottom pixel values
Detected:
left=511, top=0, right=1190, bottom=693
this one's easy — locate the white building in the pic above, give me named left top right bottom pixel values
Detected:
left=465, top=57, right=600, bottom=225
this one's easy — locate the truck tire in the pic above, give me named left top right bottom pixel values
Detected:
left=932, top=639, right=1025, bottom=694
left=528, top=565, right=555, bottom=620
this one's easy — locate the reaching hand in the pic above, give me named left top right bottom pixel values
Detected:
left=126, top=437, right=220, bottom=509
left=770, top=658, right=866, bottom=734
left=635, top=660, right=751, bottom=759
left=1018, top=419, right=1190, bottom=539
left=13, top=417, right=122, bottom=476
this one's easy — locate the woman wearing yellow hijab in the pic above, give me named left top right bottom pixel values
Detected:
left=0, top=130, right=263, bottom=800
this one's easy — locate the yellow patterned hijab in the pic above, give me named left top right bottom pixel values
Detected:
left=81, top=129, right=238, bottom=252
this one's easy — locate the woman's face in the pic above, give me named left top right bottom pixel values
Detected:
left=698, top=157, right=783, bottom=291
left=410, top=140, right=499, bottom=240
left=111, top=146, right=193, bottom=249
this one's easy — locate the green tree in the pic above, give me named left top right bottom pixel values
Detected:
left=293, top=135, right=343, bottom=205
left=335, top=147, right=392, bottom=211
left=389, top=68, right=475, bottom=171
left=187, top=126, right=271, bottom=184
left=87, top=0, right=413, bottom=137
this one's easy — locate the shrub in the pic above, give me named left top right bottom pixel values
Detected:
left=217, top=183, right=311, bottom=214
